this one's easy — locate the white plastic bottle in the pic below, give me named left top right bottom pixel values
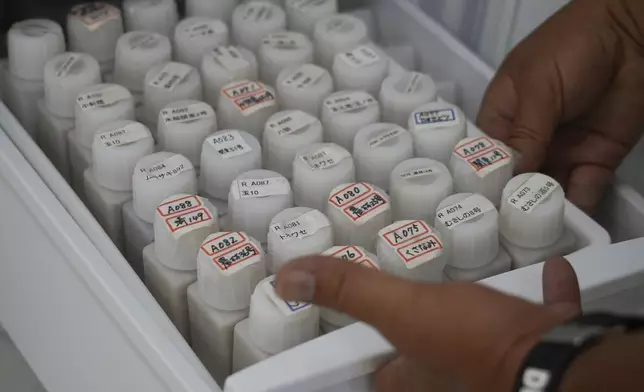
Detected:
left=276, top=64, right=334, bottom=116
left=258, top=32, right=314, bottom=86
left=332, top=44, right=388, bottom=97
left=217, top=80, right=278, bottom=141
left=173, top=17, right=229, bottom=68
left=231, top=2, right=287, bottom=53
left=380, top=72, right=437, bottom=127
left=123, top=0, right=178, bottom=37
left=321, top=90, right=380, bottom=152
left=408, top=101, right=467, bottom=165
left=201, top=46, right=259, bottom=108
left=284, top=0, right=337, bottom=36
left=313, top=14, right=368, bottom=69
left=186, top=0, right=238, bottom=22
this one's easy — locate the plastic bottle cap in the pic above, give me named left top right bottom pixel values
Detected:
left=267, top=207, right=333, bottom=273
left=132, top=152, right=198, bottom=223
left=228, top=170, right=293, bottom=243
left=200, top=130, right=262, bottom=201
left=173, top=17, right=229, bottom=68
left=44, top=52, right=101, bottom=118
left=449, top=136, right=514, bottom=206
left=114, top=31, right=172, bottom=93
left=376, top=220, right=446, bottom=283
left=332, top=44, right=388, bottom=97
left=67, top=3, right=124, bottom=65
left=258, top=32, right=314, bottom=86
left=143, top=62, right=203, bottom=128
left=263, top=110, right=323, bottom=178
left=153, top=194, right=219, bottom=270
left=186, top=0, right=237, bottom=22
left=313, top=14, right=368, bottom=69
left=92, top=120, right=154, bottom=191
left=321, top=90, right=380, bottom=152
left=123, top=0, right=178, bottom=37
left=197, top=231, right=266, bottom=311
left=158, top=100, right=217, bottom=167
left=8, top=19, right=65, bottom=81
left=74, top=84, right=136, bottom=148
left=435, top=193, right=499, bottom=269
left=380, top=72, right=437, bottom=126
left=319, top=245, right=378, bottom=328
left=292, top=143, right=354, bottom=211
left=389, top=158, right=453, bottom=222
left=353, top=123, right=414, bottom=191
left=285, top=0, right=337, bottom=36
left=201, top=46, right=258, bottom=107
left=326, top=182, right=391, bottom=251
left=499, top=173, right=565, bottom=249
left=231, top=2, right=287, bottom=53
left=408, top=101, right=467, bottom=165
left=248, top=275, right=319, bottom=355
left=276, top=64, right=334, bottom=116
left=217, top=80, right=278, bottom=141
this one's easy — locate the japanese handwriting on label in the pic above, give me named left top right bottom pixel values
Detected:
left=508, top=174, right=560, bottom=213
left=324, top=92, right=377, bottom=114
left=77, top=85, right=129, bottom=110
left=413, top=108, right=459, bottom=129
left=149, top=63, right=192, bottom=91
left=232, top=177, right=291, bottom=199
left=223, top=81, right=276, bottom=115
left=282, top=65, right=326, bottom=89
left=400, top=167, right=435, bottom=180
left=98, top=122, right=149, bottom=148
left=397, top=235, right=444, bottom=269
left=208, top=131, right=253, bottom=159
left=301, top=145, right=351, bottom=171
left=369, top=127, right=404, bottom=148
left=161, top=102, right=213, bottom=125
left=270, top=210, right=330, bottom=242
left=378, top=221, right=444, bottom=269
left=453, top=137, right=512, bottom=178
left=267, top=111, right=315, bottom=136
left=263, top=32, right=308, bottom=50
left=339, top=45, right=381, bottom=68
left=436, top=195, right=495, bottom=229
left=165, top=207, right=214, bottom=236
left=266, top=279, right=312, bottom=315
left=211, top=46, right=249, bottom=72
left=201, top=232, right=262, bottom=275
left=55, top=54, right=81, bottom=77
left=70, top=3, right=120, bottom=31
left=342, top=192, right=389, bottom=224
left=323, top=246, right=379, bottom=269
left=142, top=154, right=191, bottom=182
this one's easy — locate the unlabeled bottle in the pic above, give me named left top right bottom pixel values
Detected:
left=186, top=0, right=238, bottom=22
left=408, top=101, right=467, bottom=165
left=276, top=64, right=334, bottom=116
left=313, top=14, right=368, bottom=69
left=321, top=90, right=380, bottom=152
left=114, top=32, right=172, bottom=97
left=258, top=32, right=314, bottom=86
left=380, top=72, right=437, bottom=127
left=173, top=17, right=229, bottom=68
left=284, top=0, right=337, bottom=36
left=499, top=173, right=576, bottom=269
left=201, top=46, right=259, bottom=108
left=217, top=80, right=278, bottom=141
left=123, top=0, right=178, bottom=37
left=376, top=220, right=447, bottom=283
left=332, top=44, right=388, bottom=97
left=231, top=2, right=287, bottom=53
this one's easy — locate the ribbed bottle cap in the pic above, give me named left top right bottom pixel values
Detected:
left=67, top=3, right=123, bottom=63
left=332, top=44, right=388, bottom=97
left=123, top=0, right=178, bottom=37
left=499, top=173, right=565, bottom=249
left=258, top=32, right=314, bottom=86
left=8, top=19, right=65, bottom=81
left=313, top=14, right=368, bottom=69
left=92, top=120, right=154, bottom=191
left=376, top=220, right=447, bottom=283
left=248, top=275, right=319, bottom=355
left=263, top=110, right=323, bottom=178
left=435, top=193, right=499, bottom=269
left=389, top=158, right=453, bottom=222
left=132, top=152, right=198, bottom=223
left=276, top=63, right=334, bottom=116
left=321, top=90, right=380, bottom=152
left=201, top=46, right=258, bottom=107
left=285, top=0, right=337, bottom=36
left=197, top=231, right=266, bottom=310
left=266, top=207, right=333, bottom=273
left=353, top=123, right=414, bottom=191
left=44, top=52, right=101, bottom=118
left=114, top=31, right=172, bottom=93
left=153, top=194, right=219, bottom=270
left=217, top=80, right=278, bottom=141
left=173, top=17, right=229, bottom=68
left=231, top=2, right=287, bottom=53
left=380, top=72, right=437, bottom=127
left=408, top=101, right=467, bottom=165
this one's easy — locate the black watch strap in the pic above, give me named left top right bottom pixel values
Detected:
left=513, top=312, right=644, bottom=392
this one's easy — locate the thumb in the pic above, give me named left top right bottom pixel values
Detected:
left=542, top=257, right=582, bottom=317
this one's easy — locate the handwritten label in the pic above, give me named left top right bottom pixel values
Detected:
left=208, top=131, right=253, bottom=159
left=282, top=65, right=326, bottom=89
left=98, top=122, right=149, bottom=148
left=265, top=278, right=312, bottom=316
left=149, top=63, right=192, bottom=91
left=453, top=137, right=512, bottom=178
left=395, top=72, right=424, bottom=94
left=329, top=183, right=389, bottom=225
left=77, top=85, right=129, bottom=110
left=267, top=111, right=315, bottom=136
left=508, top=174, right=560, bottom=213
left=232, top=177, right=291, bottom=200
left=378, top=220, right=443, bottom=269
left=201, top=232, right=262, bottom=276
left=400, top=167, right=435, bottom=180
left=222, top=81, right=276, bottom=115
left=436, top=195, right=495, bottom=229
left=55, top=54, right=81, bottom=77
left=368, top=127, right=404, bottom=148
left=413, top=108, right=459, bottom=129
left=322, top=246, right=379, bottom=269
left=165, top=208, right=214, bottom=237
left=263, top=32, right=308, bottom=50
left=128, top=33, right=159, bottom=50
left=211, top=46, right=249, bottom=72
left=157, top=195, right=203, bottom=217
left=142, top=154, right=191, bottom=182
left=161, top=102, right=213, bottom=125
left=380, top=220, right=431, bottom=248
left=301, top=145, right=351, bottom=171
left=271, top=210, right=330, bottom=242
left=339, top=45, right=381, bottom=68
left=396, top=235, right=444, bottom=269
left=324, top=91, right=377, bottom=114
left=184, top=19, right=226, bottom=39
left=70, top=3, right=121, bottom=31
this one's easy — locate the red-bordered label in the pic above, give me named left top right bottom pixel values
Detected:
left=200, top=232, right=248, bottom=257
left=164, top=207, right=213, bottom=233
left=354, top=257, right=378, bottom=269
left=397, top=235, right=443, bottom=264
left=211, top=242, right=261, bottom=272
left=466, top=147, right=511, bottom=173
left=156, top=195, right=203, bottom=217
left=453, top=136, right=495, bottom=159
left=328, top=182, right=373, bottom=208
left=222, top=81, right=264, bottom=100
left=381, top=220, right=430, bottom=247
left=342, top=191, right=388, bottom=222
left=328, top=245, right=365, bottom=262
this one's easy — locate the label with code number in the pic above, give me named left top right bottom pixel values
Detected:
left=77, top=85, right=129, bottom=110
left=184, top=19, right=226, bottom=39
left=328, top=184, right=389, bottom=225
left=267, top=111, right=315, bottom=136
left=400, top=167, right=435, bottom=180
left=265, top=279, right=312, bottom=316
left=301, top=145, right=350, bottom=171
left=413, top=108, right=459, bottom=129
left=212, top=47, right=249, bottom=72
left=380, top=220, right=431, bottom=248
left=142, top=155, right=191, bottom=182
left=161, top=102, right=213, bottom=125
left=165, top=207, right=214, bottom=238
left=263, top=32, right=308, bottom=50
left=157, top=195, right=203, bottom=217
left=282, top=65, right=326, bottom=89
left=55, top=54, right=80, bottom=77
left=324, top=91, right=377, bottom=114
left=270, top=210, right=330, bottom=242
left=232, top=177, right=291, bottom=199
left=369, top=127, right=404, bottom=148
left=453, top=137, right=512, bottom=178
left=323, top=246, right=379, bottom=269
left=508, top=174, right=560, bottom=214
left=339, top=45, right=381, bottom=68
left=201, top=232, right=261, bottom=275
left=223, top=81, right=276, bottom=115
left=436, top=195, right=495, bottom=229
left=208, top=131, right=252, bottom=159
left=149, top=63, right=192, bottom=91
left=378, top=221, right=444, bottom=269
left=98, top=122, right=149, bottom=148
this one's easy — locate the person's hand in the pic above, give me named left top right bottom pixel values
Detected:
left=477, top=0, right=644, bottom=213
left=275, top=257, right=581, bottom=392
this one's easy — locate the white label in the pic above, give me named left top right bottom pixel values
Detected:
left=324, top=91, right=377, bottom=114
left=77, top=85, right=129, bottom=110
left=142, top=155, right=191, bottom=182
left=369, top=127, right=404, bottom=148
left=212, top=47, right=249, bottom=72
left=400, top=167, right=435, bottom=180
left=98, top=122, right=149, bottom=148
left=129, top=33, right=158, bottom=50
left=413, top=108, right=459, bottom=129
left=328, top=183, right=389, bottom=225
left=508, top=174, right=560, bottom=214
left=380, top=220, right=431, bottom=248
left=396, top=234, right=444, bottom=269
left=232, top=177, right=291, bottom=199
left=301, top=145, right=351, bottom=171
left=55, top=54, right=81, bottom=77
left=291, top=0, right=329, bottom=10
left=263, top=278, right=312, bottom=316
left=164, top=207, right=214, bottom=238
left=242, top=3, right=273, bottom=21
left=282, top=66, right=326, bottom=89
left=322, top=246, right=379, bottom=269
left=436, top=195, right=495, bottom=229
left=157, top=195, right=203, bottom=217
left=263, top=32, right=308, bottom=50
left=339, top=46, right=381, bottom=68
left=267, top=111, right=315, bottom=136
left=398, top=72, right=423, bottom=94
left=208, top=131, right=252, bottom=159
left=453, top=137, right=512, bottom=178
left=378, top=220, right=443, bottom=269
left=222, top=81, right=276, bottom=116
left=271, top=210, right=330, bottom=242
left=201, top=232, right=262, bottom=276
left=184, top=19, right=226, bottom=39
left=161, top=102, right=213, bottom=125
left=149, top=63, right=192, bottom=91
left=70, top=3, right=120, bottom=31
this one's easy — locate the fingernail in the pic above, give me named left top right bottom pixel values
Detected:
left=276, top=270, right=316, bottom=302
